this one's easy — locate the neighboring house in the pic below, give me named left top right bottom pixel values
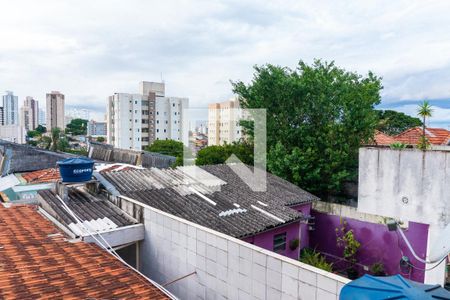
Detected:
left=95, top=164, right=318, bottom=260
left=88, top=141, right=176, bottom=169
left=87, top=120, right=107, bottom=136
left=0, top=204, right=172, bottom=299
left=0, top=125, right=26, bottom=144
left=371, top=130, right=396, bottom=146
left=394, top=127, right=450, bottom=146
left=37, top=185, right=144, bottom=263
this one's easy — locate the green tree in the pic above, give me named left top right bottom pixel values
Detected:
left=417, top=101, right=433, bottom=150
left=376, top=110, right=422, bottom=136
left=96, top=136, right=105, bottom=143
left=35, top=125, right=47, bottom=134
left=195, top=142, right=254, bottom=166
left=232, top=60, right=382, bottom=197
left=27, top=130, right=40, bottom=138
left=50, top=127, right=62, bottom=151
left=147, top=140, right=184, bottom=157
left=57, top=137, right=70, bottom=152
left=65, top=118, right=88, bottom=135
left=40, top=136, right=52, bottom=150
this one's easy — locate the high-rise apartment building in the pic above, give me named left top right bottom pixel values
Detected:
left=2, top=91, right=19, bottom=125
left=208, top=97, right=242, bottom=146
left=46, top=91, right=65, bottom=130
left=0, top=107, right=4, bottom=126
left=87, top=120, right=107, bottom=136
left=20, top=96, right=39, bottom=131
left=107, top=81, right=188, bottom=150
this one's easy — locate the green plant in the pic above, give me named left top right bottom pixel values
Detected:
left=336, top=219, right=361, bottom=264
left=389, top=142, right=406, bottom=150
left=417, top=100, right=433, bottom=150
left=289, top=239, right=300, bottom=251
left=370, top=262, right=386, bottom=276
left=300, top=248, right=333, bottom=272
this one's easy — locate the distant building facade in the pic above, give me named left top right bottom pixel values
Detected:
left=87, top=120, right=107, bottom=136
left=2, top=91, right=19, bottom=125
left=0, top=124, right=26, bottom=144
left=46, top=91, right=65, bottom=130
left=20, top=96, right=39, bottom=131
left=107, top=81, right=188, bottom=150
left=208, top=97, right=242, bottom=146
left=38, top=108, right=46, bottom=126
left=0, top=107, right=4, bottom=126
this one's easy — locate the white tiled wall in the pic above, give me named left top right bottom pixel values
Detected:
left=137, top=200, right=350, bottom=300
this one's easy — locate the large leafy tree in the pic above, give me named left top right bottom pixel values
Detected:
left=232, top=60, right=382, bottom=197
left=65, top=118, right=88, bottom=135
left=376, top=110, right=422, bottom=136
left=146, top=140, right=184, bottom=157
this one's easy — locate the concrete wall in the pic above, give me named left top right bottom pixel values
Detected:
left=310, top=202, right=428, bottom=282
left=358, top=147, right=450, bottom=284
left=116, top=195, right=349, bottom=299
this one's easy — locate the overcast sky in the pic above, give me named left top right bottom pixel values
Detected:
left=1, top=1, right=450, bottom=125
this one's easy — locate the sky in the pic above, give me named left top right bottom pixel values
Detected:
left=1, top=0, right=450, bottom=126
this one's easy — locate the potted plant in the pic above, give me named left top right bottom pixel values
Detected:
left=336, top=219, right=361, bottom=280
left=289, top=238, right=300, bottom=251
left=370, top=262, right=386, bottom=276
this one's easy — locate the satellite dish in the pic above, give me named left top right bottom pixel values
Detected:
left=428, top=223, right=450, bottom=262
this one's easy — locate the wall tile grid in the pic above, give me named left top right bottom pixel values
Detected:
left=140, top=204, right=349, bottom=300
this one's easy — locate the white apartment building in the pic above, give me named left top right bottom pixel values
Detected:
left=87, top=120, right=107, bottom=136
left=2, top=91, right=19, bottom=125
left=46, top=91, right=65, bottom=130
left=208, top=97, right=242, bottom=146
left=0, top=124, right=26, bottom=144
left=107, top=82, right=188, bottom=150
left=20, top=96, right=39, bottom=131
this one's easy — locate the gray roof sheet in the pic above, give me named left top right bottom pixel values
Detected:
left=99, top=164, right=318, bottom=238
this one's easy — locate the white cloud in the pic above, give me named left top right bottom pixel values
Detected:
left=1, top=1, right=450, bottom=122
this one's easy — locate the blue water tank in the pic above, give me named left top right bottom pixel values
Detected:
left=57, top=157, right=94, bottom=182
left=340, top=274, right=450, bottom=300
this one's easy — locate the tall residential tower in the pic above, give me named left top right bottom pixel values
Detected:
left=46, top=91, right=65, bottom=130
left=2, top=91, right=19, bottom=125
left=107, top=81, right=188, bottom=150
left=208, top=97, right=242, bottom=146
left=20, top=96, right=39, bottom=131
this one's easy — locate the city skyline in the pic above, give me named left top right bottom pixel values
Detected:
left=1, top=1, right=450, bottom=125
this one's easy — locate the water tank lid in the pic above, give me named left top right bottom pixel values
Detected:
left=57, top=157, right=94, bottom=166
left=340, top=274, right=450, bottom=300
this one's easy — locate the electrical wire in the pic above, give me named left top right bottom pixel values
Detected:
left=55, top=192, right=177, bottom=299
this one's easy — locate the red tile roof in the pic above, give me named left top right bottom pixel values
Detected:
left=0, top=204, right=170, bottom=299
left=394, top=127, right=450, bottom=145
left=22, top=168, right=60, bottom=184
left=372, top=130, right=396, bottom=145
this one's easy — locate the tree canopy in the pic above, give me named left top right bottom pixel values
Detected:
left=232, top=60, right=382, bottom=197
left=195, top=142, right=254, bottom=166
left=376, top=110, right=422, bottom=136
left=65, top=118, right=88, bottom=135
left=146, top=140, right=184, bottom=157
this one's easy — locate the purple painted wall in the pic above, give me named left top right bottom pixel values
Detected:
left=243, top=203, right=312, bottom=260
left=310, top=210, right=429, bottom=283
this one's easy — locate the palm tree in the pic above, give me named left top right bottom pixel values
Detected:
left=417, top=101, right=433, bottom=150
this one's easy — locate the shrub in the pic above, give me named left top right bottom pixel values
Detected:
left=300, top=248, right=333, bottom=272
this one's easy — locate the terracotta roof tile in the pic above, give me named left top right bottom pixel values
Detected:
left=394, top=127, right=450, bottom=145
left=371, top=130, right=396, bottom=145
left=22, top=168, right=60, bottom=184
left=0, top=204, right=170, bottom=299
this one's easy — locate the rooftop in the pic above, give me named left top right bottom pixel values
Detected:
left=0, top=204, right=170, bottom=299
left=37, top=187, right=137, bottom=237
left=394, top=127, right=450, bottom=145
left=97, top=164, right=318, bottom=238
left=372, top=130, right=396, bottom=146
left=0, top=140, right=75, bottom=176
left=21, top=168, right=60, bottom=184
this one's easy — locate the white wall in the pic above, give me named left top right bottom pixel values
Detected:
left=358, top=147, right=450, bottom=284
left=130, top=197, right=349, bottom=300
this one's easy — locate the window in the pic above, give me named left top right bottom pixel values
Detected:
left=273, top=233, right=287, bottom=252
left=164, top=129, right=166, bottom=133
left=173, top=103, right=175, bottom=107
left=165, top=120, right=168, bottom=124
left=157, top=120, right=159, bottom=124
left=157, top=129, right=159, bottom=133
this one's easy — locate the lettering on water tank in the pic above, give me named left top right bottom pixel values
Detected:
left=72, top=168, right=92, bottom=174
